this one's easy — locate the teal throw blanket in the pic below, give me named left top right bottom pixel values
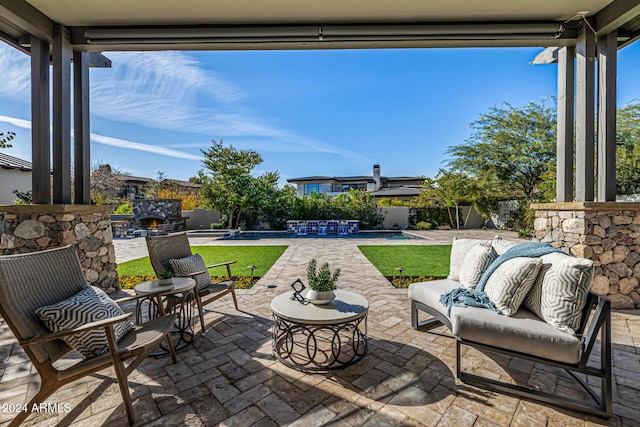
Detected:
left=439, top=242, right=563, bottom=316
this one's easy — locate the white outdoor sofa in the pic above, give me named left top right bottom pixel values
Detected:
left=409, top=237, right=612, bottom=417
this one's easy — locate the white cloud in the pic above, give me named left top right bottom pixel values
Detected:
left=0, top=44, right=369, bottom=163
left=90, top=133, right=202, bottom=161
left=0, top=115, right=201, bottom=161
left=0, top=115, right=31, bottom=129
left=0, top=46, right=30, bottom=100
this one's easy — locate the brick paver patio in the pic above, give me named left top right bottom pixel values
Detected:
left=1, top=230, right=638, bottom=426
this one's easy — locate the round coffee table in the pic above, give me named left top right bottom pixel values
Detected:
left=271, top=289, right=368, bottom=371
left=135, top=277, right=196, bottom=353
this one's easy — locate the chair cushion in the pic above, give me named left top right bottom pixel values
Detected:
left=492, top=236, right=519, bottom=256
left=484, top=257, right=542, bottom=316
left=523, top=252, right=594, bottom=335
left=170, top=253, right=211, bottom=291
left=408, top=279, right=461, bottom=319
left=451, top=306, right=582, bottom=364
left=458, top=244, right=497, bottom=289
left=36, top=287, right=134, bottom=359
left=447, top=238, right=491, bottom=281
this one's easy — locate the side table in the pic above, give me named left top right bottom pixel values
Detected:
left=135, top=277, right=196, bottom=353
left=271, top=289, right=368, bottom=371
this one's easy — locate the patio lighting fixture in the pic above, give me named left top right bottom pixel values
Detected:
left=247, top=265, right=257, bottom=281
left=395, top=266, right=405, bottom=285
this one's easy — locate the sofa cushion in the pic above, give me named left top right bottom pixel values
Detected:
left=523, top=252, right=594, bottom=335
left=458, top=244, right=497, bottom=289
left=492, top=236, right=519, bottom=256
left=448, top=238, right=491, bottom=281
left=451, top=306, right=582, bottom=364
left=484, top=257, right=542, bottom=316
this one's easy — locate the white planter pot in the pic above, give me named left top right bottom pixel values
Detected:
left=305, top=290, right=336, bottom=305
left=157, top=278, right=174, bottom=286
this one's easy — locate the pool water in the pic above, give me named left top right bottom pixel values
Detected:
left=218, top=231, right=425, bottom=240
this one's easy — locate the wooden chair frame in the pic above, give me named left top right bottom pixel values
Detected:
left=146, top=232, right=239, bottom=332
left=0, top=246, right=178, bottom=426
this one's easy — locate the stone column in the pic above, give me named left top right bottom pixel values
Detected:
left=0, top=205, right=119, bottom=292
left=532, top=202, right=640, bottom=309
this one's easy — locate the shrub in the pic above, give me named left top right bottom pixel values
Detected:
left=416, top=221, right=432, bottom=230
left=113, top=202, right=133, bottom=214
left=438, top=225, right=452, bottom=230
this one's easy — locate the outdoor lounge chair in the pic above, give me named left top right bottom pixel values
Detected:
left=145, top=232, right=239, bottom=332
left=0, top=245, right=177, bottom=426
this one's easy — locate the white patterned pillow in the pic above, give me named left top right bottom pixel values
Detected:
left=492, top=236, right=519, bottom=256
left=458, top=244, right=497, bottom=289
left=484, top=257, right=542, bottom=316
left=448, top=238, right=491, bottom=281
left=523, top=252, right=594, bottom=335
left=170, top=253, right=211, bottom=291
left=36, top=286, right=134, bottom=359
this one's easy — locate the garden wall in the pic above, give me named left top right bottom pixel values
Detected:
left=0, top=205, right=118, bottom=292
left=532, top=202, right=640, bottom=309
left=378, top=207, right=410, bottom=229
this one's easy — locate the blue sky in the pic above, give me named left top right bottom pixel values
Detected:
left=1, top=42, right=639, bottom=184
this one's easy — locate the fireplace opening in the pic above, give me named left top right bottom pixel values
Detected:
left=139, top=216, right=165, bottom=230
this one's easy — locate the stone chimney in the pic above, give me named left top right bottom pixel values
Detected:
left=373, top=164, right=381, bottom=190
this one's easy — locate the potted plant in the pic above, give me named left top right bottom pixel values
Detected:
left=157, top=271, right=175, bottom=285
left=305, top=259, right=340, bottom=304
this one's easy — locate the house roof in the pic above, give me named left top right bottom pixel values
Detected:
left=287, top=175, right=423, bottom=184
left=112, top=174, right=154, bottom=183
left=111, top=174, right=202, bottom=188
left=0, top=153, right=32, bottom=171
left=370, top=186, right=422, bottom=198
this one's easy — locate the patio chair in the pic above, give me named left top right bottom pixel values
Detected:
left=0, top=245, right=177, bottom=426
left=145, top=232, right=239, bottom=332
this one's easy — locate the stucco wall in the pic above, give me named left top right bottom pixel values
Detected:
left=182, top=208, right=221, bottom=229
left=0, top=169, right=31, bottom=205
left=378, top=207, right=410, bottom=229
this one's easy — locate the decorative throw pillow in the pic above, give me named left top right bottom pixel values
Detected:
left=448, top=238, right=491, bottom=281
left=170, top=253, right=211, bottom=291
left=458, top=244, right=497, bottom=289
left=523, top=252, right=594, bottom=335
left=36, top=286, right=134, bottom=359
left=484, top=257, right=542, bottom=316
left=492, top=236, right=518, bottom=256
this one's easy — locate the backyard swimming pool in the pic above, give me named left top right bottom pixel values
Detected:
left=214, top=231, right=425, bottom=240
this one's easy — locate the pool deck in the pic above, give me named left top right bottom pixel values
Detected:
left=1, top=230, right=639, bottom=426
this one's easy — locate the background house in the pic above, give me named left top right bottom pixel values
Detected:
left=0, top=153, right=32, bottom=205
left=287, top=164, right=424, bottom=200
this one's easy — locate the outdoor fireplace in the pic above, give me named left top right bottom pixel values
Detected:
left=139, top=216, right=165, bottom=230
left=132, top=199, right=185, bottom=232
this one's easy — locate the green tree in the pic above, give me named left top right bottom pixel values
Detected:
left=616, top=102, right=640, bottom=195
left=90, top=163, right=128, bottom=206
left=197, top=139, right=279, bottom=228
left=0, top=131, right=15, bottom=149
left=412, top=170, right=482, bottom=228
left=446, top=100, right=557, bottom=203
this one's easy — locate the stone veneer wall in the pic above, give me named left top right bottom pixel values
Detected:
left=132, top=199, right=183, bottom=230
left=532, top=202, right=640, bottom=310
left=0, top=205, right=118, bottom=292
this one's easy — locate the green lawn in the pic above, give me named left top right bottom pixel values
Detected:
left=358, top=245, right=451, bottom=278
left=117, top=245, right=288, bottom=277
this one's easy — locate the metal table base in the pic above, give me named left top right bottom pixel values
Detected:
left=272, top=312, right=367, bottom=372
